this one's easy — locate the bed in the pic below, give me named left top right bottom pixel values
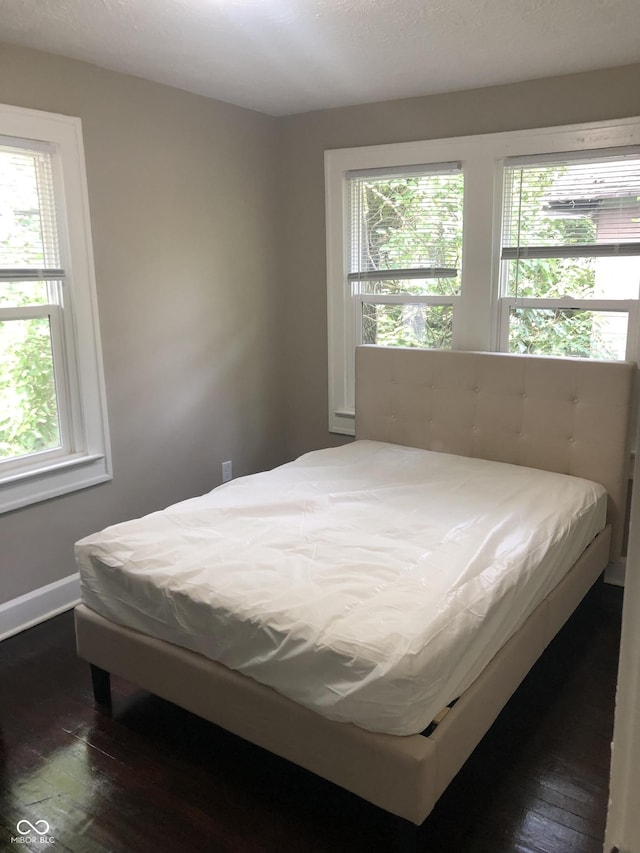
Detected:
left=74, top=346, right=635, bottom=830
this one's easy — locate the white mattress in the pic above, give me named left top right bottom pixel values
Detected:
left=75, top=440, right=606, bottom=736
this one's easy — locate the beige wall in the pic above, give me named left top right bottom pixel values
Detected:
left=279, top=64, right=640, bottom=459
left=0, top=44, right=284, bottom=604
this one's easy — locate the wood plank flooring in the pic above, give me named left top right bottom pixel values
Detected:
left=0, top=581, right=622, bottom=852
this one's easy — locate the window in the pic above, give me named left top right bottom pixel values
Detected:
left=500, top=151, right=640, bottom=359
left=326, top=117, right=640, bottom=435
left=348, top=164, right=463, bottom=352
left=0, top=105, right=111, bottom=512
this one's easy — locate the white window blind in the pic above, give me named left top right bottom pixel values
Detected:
left=348, top=163, right=463, bottom=284
left=502, top=149, right=640, bottom=265
left=0, top=143, right=64, bottom=277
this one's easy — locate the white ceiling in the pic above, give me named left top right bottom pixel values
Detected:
left=1, top=0, right=639, bottom=116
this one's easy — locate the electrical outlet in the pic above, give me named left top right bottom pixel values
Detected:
left=221, top=460, right=233, bottom=483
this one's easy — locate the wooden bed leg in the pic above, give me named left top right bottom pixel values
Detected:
left=90, top=664, right=111, bottom=706
left=392, top=817, right=422, bottom=853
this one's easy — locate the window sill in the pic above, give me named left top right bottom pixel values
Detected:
left=330, top=409, right=356, bottom=436
left=0, top=452, right=111, bottom=514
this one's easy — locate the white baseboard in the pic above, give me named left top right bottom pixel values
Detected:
left=0, top=573, right=80, bottom=641
left=605, top=558, right=626, bottom=587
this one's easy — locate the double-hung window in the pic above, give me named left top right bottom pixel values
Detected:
left=0, top=105, right=111, bottom=512
left=500, top=150, right=640, bottom=360
left=348, top=164, right=463, bottom=353
left=326, top=117, right=640, bottom=435
left=328, top=156, right=464, bottom=433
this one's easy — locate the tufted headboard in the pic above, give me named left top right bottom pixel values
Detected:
left=355, top=346, right=635, bottom=561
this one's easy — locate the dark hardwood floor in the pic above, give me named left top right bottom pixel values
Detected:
left=0, top=582, right=623, bottom=852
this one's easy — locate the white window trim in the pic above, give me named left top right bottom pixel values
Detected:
left=0, top=104, right=111, bottom=513
left=326, top=116, right=640, bottom=436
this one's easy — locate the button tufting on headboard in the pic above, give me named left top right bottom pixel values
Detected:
left=355, top=346, right=635, bottom=561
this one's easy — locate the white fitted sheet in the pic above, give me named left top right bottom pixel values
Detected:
left=75, top=441, right=606, bottom=735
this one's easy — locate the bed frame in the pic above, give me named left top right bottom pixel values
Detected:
left=75, top=347, right=635, bottom=830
